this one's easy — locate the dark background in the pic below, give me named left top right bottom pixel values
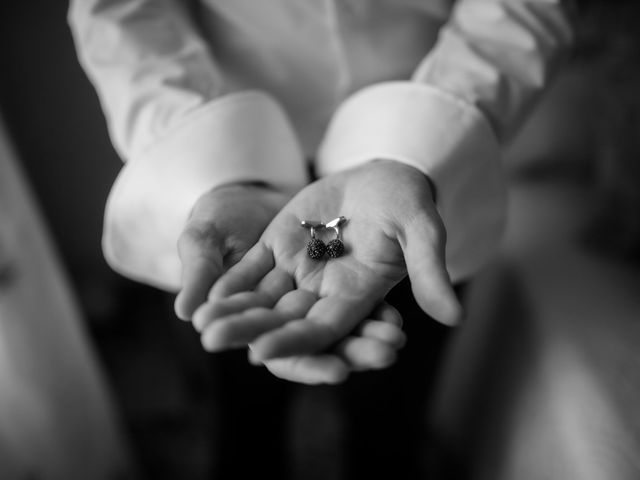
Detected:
left=0, top=1, right=122, bottom=303
left=0, top=3, right=216, bottom=478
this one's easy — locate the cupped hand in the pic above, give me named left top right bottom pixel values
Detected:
left=174, top=183, right=290, bottom=320
left=257, top=301, right=406, bottom=384
left=173, top=181, right=408, bottom=384
left=194, top=160, right=463, bottom=372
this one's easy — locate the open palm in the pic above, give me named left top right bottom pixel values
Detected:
left=194, top=160, right=462, bottom=377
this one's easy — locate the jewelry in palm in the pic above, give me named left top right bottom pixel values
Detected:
left=325, top=216, right=347, bottom=258
left=301, top=217, right=348, bottom=259
left=301, top=220, right=326, bottom=260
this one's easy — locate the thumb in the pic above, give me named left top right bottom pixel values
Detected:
left=401, top=213, right=463, bottom=326
left=174, top=222, right=225, bottom=321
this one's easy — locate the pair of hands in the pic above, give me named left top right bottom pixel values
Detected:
left=174, top=160, right=462, bottom=384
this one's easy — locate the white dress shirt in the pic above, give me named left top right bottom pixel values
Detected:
left=69, top=0, right=573, bottom=291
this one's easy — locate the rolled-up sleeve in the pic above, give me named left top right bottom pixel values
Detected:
left=317, top=0, right=573, bottom=282
left=69, top=0, right=308, bottom=290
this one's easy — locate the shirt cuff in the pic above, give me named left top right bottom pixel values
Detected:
left=103, top=91, right=308, bottom=291
left=316, top=81, right=507, bottom=282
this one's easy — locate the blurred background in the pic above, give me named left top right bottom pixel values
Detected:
left=0, top=2, right=216, bottom=478
left=1, top=1, right=640, bottom=479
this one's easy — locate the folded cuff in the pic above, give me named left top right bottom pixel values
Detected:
left=316, top=82, right=507, bottom=281
left=103, top=91, right=308, bottom=290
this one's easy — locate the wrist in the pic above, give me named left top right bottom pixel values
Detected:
left=190, top=181, right=291, bottom=220
left=367, top=158, right=437, bottom=203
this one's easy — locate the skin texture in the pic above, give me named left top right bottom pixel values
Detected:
left=192, top=160, right=463, bottom=383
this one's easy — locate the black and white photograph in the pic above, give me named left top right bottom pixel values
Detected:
left=1, top=1, right=639, bottom=479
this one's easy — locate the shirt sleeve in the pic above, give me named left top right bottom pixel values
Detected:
left=68, top=0, right=309, bottom=291
left=316, top=0, right=574, bottom=282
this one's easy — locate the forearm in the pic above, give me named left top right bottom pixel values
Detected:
left=414, top=0, right=574, bottom=141
left=69, top=0, right=309, bottom=289
left=316, top=0, right=574, bottom=282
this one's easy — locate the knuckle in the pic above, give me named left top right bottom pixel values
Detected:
left=179, top=222, right=223, bottom=255
left=425, top=216, right=446, bottom=246
left=181, top=222, right=216, bottom=245
left=400, top=201, right=446, bottom=245
left=411, top=211, right=446, bottom=248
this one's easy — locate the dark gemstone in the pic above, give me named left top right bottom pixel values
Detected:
left=326, top=239, right=344, bottom=258
left=307, top=238, right=326, bottom=260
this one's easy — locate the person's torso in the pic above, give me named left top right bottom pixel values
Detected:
left=192, top=0, right=453, bottom=151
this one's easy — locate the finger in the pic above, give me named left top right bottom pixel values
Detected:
left=249, top=295, right=376, bottom=362
left=174, top=223, right=224, bottom=321
left=198, top=289, right=317, bottom=349
left=194, top=268, right=295, bottom=332
left=357, top=302, right=406, bottom=348
left=255, top=267, right=295, bottom=302
left=201, top=308, right=293, bottom=352
left=262, top=355, right=349, bottom=385
left=208, top=242, right=274, bottom=300
left=357, top=321, right=406, bottom=349
left=370, top=302, right=403, bottom=327
left=192, top=291, right=275, bottom=332
left=273, top=289, right=318, bottom=318
left=333, top=337, right=398, bottom=371
left=402, top=214, right=463, bottom=326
